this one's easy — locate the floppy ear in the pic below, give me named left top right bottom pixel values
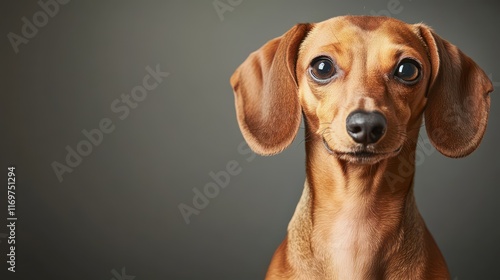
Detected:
left=230, top=24, right=312, bottom=155
left=418, top=24, right=493, bottom=158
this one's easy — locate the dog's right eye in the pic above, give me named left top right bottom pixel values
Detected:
left=394, top=58, right=421, bottom=84
left=309, top=57, right=336, bottom=83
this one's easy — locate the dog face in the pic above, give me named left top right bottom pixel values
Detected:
left=297, top=17, right=431, bottom=164
left=230, top=16, right=492, bottom=163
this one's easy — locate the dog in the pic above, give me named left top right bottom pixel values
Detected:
left=230, top=16, right=493, bottom=279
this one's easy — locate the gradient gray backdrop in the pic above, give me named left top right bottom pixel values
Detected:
left=1, top=1, right=499, bottom=279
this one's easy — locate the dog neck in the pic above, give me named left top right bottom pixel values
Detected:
left=284, top=123, right=441, bottom=278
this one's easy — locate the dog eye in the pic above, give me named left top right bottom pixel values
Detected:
left=394, top=59, right=421, bottom=84
left=309, top=57, right=336, bottom=83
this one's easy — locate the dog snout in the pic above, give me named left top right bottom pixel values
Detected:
left=346, top=111, right=387, bottom=145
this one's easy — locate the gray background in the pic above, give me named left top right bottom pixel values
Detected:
left=1, top=0, right=499, bottom=279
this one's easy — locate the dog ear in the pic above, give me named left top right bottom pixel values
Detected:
left=417, top=24, right=493, bottom=158
left=230, top=24, right=312, bottom=155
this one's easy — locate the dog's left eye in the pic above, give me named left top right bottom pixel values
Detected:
left=309, top=57, right=336, bottom=83
left=394, top=59, right=421, bottom=84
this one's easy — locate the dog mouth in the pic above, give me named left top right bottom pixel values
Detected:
left=322, top=138, right=402, bottom=164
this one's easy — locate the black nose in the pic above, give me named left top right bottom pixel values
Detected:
left=346, top=111, right=387, bottom=145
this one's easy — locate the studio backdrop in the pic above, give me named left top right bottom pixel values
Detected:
left=1, top=0, right=499, bottom=279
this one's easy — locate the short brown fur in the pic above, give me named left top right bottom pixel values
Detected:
left=230, top=15, right=493, bottom=280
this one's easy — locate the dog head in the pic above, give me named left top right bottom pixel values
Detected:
left=230, top=16, right=493, bottom=164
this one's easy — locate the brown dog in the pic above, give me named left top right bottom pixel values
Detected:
left=230, top=16, right=493, bottom=279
